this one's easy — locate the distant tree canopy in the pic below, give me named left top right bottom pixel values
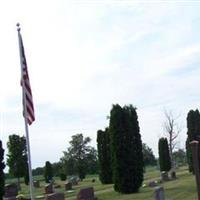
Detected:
left=142, top=143, right=157, bottom=167
left=109, top=104, right=143, bottom=194
left=7, top=134, right=28, bottom=188
left=33, top=162, right=62, bottom=179
left=60, top=134, right=98, bottom=179
left=158, top=137, right=171, bottom=172
left=186, top=109, right=200, bottom=173
left=0, top=140, right=5, bottom=200
left=85, top=147, right=98, bottom=175
left=52, top=162, right=62, bottom=177
left=32, top=167, right=44, bottom=176
left=60, top=151, right=76, bottom=176
left=44, top=161, right=53, bottom=183
left=173, top=149, right=187, bottom=167
left=97, top=128, right=112, bottom=184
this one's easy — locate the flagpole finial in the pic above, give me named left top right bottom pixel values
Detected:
left=16, top=23, right=21, bottom=32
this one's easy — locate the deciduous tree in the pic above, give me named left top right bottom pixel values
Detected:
left=163, top=110, right=182, bottom=169
left=7, top=134, right=28, bottom=189
left=61, top=134, right=96, bottom=179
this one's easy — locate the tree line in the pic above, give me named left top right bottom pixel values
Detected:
left=1, top=105, right=198, bottom=198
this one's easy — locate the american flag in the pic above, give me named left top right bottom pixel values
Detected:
left=18, top=30, right=35, bottom=125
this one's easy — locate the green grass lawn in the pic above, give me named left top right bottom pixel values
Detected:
left=6, top=166, right=198, bottom=200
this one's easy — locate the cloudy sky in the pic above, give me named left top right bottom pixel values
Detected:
left=1, top=0, right=200, bottom=169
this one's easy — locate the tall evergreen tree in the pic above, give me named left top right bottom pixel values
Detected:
left=109, top=104, right=143, bottom=193
left=44, top=161, right=53, bottom=183
left=0, top=140, right=5, bottom=200
left=186, top=109, right=200, bottom=173
left=97, top=128, right=112, bottom=184
left=7, top=135, right=28, bottom=189
left=24, top=162, right=29, bottom=185
left=158, top=138, right=171, bottom=172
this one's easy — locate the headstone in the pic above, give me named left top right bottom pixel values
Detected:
left=161, top=171, right=169, bottom=181
left=4, top=183, right=18, bottom=198
left=170, top=171, right=176, bottom=179
left=154, top=186, right=165, bottom=200
left=65, top=182, right=72, bottom=191
left=49, top=179, right=55, bottom=185
left=45, top=183, right=54, bottom=194
left=45, top=193, right=64, bottom=200
left=69, top=177, right=78, bottom=186
left=148, top=180, right=158, bottom=187
left=76, top=177, right=80, bottom=183
left=33, top=180, right=40, bottom=188
left=77, top=187, right=96, bottom=200
left=4, top=197, right=16, bottom=200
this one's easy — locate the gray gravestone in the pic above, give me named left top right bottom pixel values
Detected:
left=65, top=182, right=72, bottom=191
left=148, top=180, right=158, bottom=187
left=3, top=197, right=16, bottom=200
left=77, top=187, right=96, bottom=200
left=33, top=180, right=40, bottom=188
left=45, top=183, right=54, bottom=194
left=45, top=193, right=64, bottom=200
left=170, top=171, right=176, bottom=180
left=4, top=184, right=18, bottom=198
left=154, top=186, right=165, bottom=200
left=161, top=171, right=169, bottom=181
left=70, top=177, right=78, bottom=186
left=69, top=177, right=78, bottom=185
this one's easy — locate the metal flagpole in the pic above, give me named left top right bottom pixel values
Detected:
left=17, top=23, right=35, bottom=200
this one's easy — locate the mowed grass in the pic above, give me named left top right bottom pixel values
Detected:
left=6, top=166, right=198, bottom=200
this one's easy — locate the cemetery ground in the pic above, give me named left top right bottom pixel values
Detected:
left=6, top=166, right=197, bottom=200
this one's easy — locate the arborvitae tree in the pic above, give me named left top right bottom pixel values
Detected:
left=44, top=161, right=53, bottom=183
left=109, top=104, right=143, bottom=193
left=97, top=128, right=112, bottom=184
left=158, top=138, right=171, bottom=172
left=24, top=162, right=29, bottom=185
left=186, top=137, right=193, bottom=172
left=59, top=173, right=67, bottom=181
left=7, top=135, right=28, bottom=189
left=186, top=109, right=200, bottom=173
left=0, top=140, right=5, bottom=200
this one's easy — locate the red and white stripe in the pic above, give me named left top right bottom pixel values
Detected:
left=19, top=32, right=35, bottom=125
